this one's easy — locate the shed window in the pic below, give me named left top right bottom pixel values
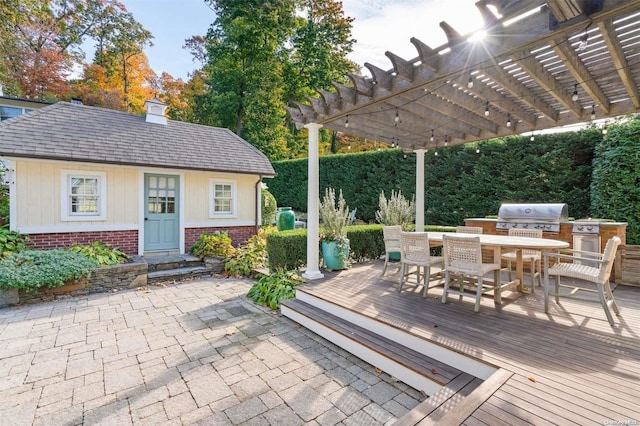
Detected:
left=209, top=179, right=236, bottom=217
left=61, top=170, right=107, bottom=221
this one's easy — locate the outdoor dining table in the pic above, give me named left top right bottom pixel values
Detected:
left=425, top=231, right=570, bottom=293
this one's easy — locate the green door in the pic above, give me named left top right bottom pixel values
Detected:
left=144, top=174, right=179, bottom=252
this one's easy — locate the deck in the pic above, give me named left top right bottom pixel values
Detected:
left=282, top=261, right=640, bottom=425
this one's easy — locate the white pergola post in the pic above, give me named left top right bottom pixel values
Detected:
left=302, top=122, right=324, bottom=280
left=414, top=149, right=426, bottom=231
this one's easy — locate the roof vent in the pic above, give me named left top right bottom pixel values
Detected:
left=144, top=97, right=167, bottom=125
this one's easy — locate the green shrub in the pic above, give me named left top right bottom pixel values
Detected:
left=0, top=229, right=30, bottom=257
left=0, top=249, right=98, bottom=292
left=261, top=188, right=278, bottom=226
left=190, top=232, right=236, bottom=258
left=347, top=225, right=385, bottom=261
left=591, top=118, right=640, bottom=245
left=226, top=227, right=274, bottom=277
left=247, top=269, right=304, bottom=310
left=267, top=229, right=307, bottom=271
left=69, top=241, right=130, bottom=266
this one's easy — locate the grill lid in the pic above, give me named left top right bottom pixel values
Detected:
left=497, top=203, right=568, bottom=232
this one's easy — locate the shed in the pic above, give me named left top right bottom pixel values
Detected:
left=0, top=100, right=276, bottom=255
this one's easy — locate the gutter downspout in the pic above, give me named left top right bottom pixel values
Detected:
left=255, top=176, right=262, bottom=235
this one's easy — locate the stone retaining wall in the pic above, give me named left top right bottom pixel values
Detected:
left=12, top=257, right=148, bottom=306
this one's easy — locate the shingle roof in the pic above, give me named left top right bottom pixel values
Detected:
left=0, top=102, right=276, bottom=176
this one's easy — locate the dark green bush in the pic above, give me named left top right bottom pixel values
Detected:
left=347, top=225, right=385, bottom=262
left=591, top=118, right=640, bottom=244
left=69, top=241, right=129, bottom=266
left=0, top=249, right=98, bottom=292
left=0, top=229, right=30, bottom=257
left=267, top=229, right=307, bottom=271
left=246, top=269, right=304, bottom=310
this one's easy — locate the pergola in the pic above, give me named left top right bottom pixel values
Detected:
left=286, top=0, right=640, bottom=280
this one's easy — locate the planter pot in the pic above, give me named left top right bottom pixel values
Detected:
left=277, top=207, right=295, bottom=231
left=204, top=257, right=225, bottom=274
left=322, top=240, right=350, bottom=271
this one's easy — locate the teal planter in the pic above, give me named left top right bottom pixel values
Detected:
left=277, top=207, right=295, bottom=231
left=322, top=240, right=350, bottom=270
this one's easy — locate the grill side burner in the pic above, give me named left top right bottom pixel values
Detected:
left=496, top=203, right=568, bottom=233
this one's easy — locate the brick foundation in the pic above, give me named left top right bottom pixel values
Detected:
left=27, top=230, right=139, bottom=255
left=185, top=226, right=257, bottom=250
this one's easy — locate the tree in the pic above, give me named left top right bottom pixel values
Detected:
left=284, top=0, right=357, bottom=103
left=156, top=72, right=191, bottom=122
left=194, top=0, right=297, bottom=160
left=70, top=63, right=123, bottom=110
left=91, top=9, right=154, bottom=112
left=191, top=0, right=358, bottom=160
left=0, top=0, right=147, bottom=101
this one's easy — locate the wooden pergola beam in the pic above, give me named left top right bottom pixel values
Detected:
left=552, top=36, right=611, bottom=113
left=546, top=0, right=583, bottom=22
left=481, top=64, right=560, bottom=122
left=598, top=18, right=640, bottom=109
left=287, top=0, right=640, bottom=147
left=510, top=50, right=582, bottom=117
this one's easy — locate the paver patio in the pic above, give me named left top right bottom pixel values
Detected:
left=0, top=277, right=423, bottom=425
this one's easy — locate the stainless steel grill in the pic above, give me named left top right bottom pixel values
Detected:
left=497, top=203, right=568, bottom=233
left=572, top=219, right=601, bottom=235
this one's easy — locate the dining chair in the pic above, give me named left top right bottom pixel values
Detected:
left=455, top=226, right=483, bottom=234
left=501, top=228, right=543, bottom=292
left=382, top=225, right=402, bottom=276
left=543, top=236, right=622, bottom=326
left=441, top=234, right=502, bottom=312
left=399, top=232, right=443, bottom=297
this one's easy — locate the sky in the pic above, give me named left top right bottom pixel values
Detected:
left=110, top=0, right=488, bottom=81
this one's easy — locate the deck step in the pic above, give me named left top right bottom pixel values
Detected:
left=281, top=298, right=463, bottom=392
left=147, top=266, right=211, bottom=284
left=394, top=372, right=481, bottom=426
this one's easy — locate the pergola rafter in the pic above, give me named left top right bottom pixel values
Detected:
left=288, top=0, right=640, bottom=149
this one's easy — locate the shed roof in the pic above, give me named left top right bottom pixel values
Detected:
left=0, top=102, right=276, bottom=176
left=287, top=0, right=640, bottom=150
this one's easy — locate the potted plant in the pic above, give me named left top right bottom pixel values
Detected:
left=319, top=187, right=351, bottom=270
left=375, top=190, right=416, bottom=260
left=190, top=232, right=236, bottom=273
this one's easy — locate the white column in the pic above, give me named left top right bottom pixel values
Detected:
left=302, top=122, right=324, bottom=280
left=414, top=149, right=426, bottom=231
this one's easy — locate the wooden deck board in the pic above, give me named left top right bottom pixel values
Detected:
left=294, top=261, right=640, bottom=425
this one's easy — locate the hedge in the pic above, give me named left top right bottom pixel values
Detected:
left=266, top=224, right=457, bottom=272
left=268, top=130, right=601, bottom=226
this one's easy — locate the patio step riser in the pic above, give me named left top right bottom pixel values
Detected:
left=146, top=256, right=204, bottom=272
left=147, top=266, right=211, bottom=284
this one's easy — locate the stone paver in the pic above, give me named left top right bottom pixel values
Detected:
left=0, top=277, right=424, bottom=424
